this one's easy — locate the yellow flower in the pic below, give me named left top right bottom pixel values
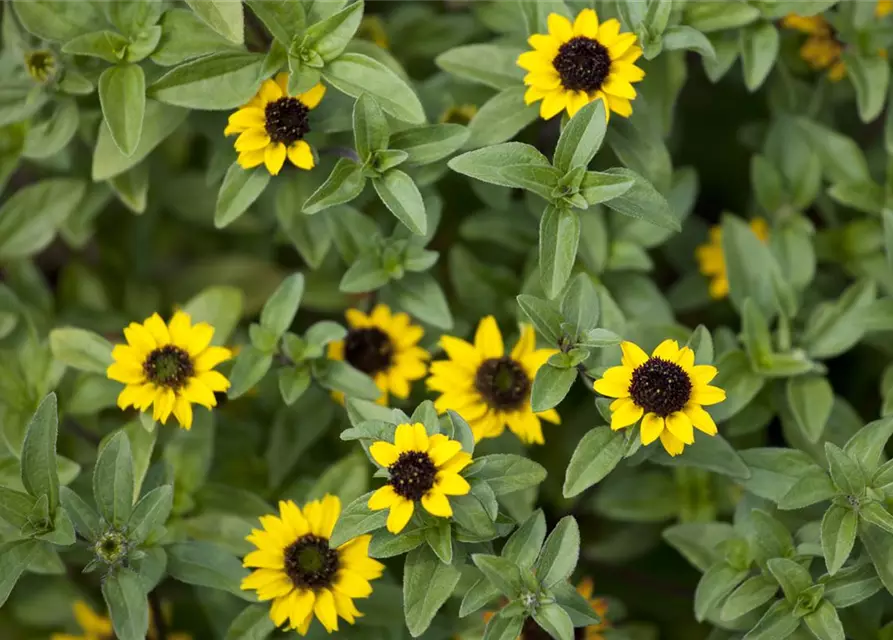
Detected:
left=24, top=49, right=56, bottom=83
left=878, top=0, right=893, bottom=17
left=781, top=14, right=846, bottom=81
left=593, top=340, right=726, bottom=457
left=695, top=217, right=769, bottom=300
left=327, top=304, right=429, bottom=405
left=440, top=104, right=478, bottom=125
left=51, top=599, right=192, bottom=640
left=241, top=495, right=384, bottom=635
left=107, top=311, right=232, bottom=429
left=518, top=9, right=645, bottom=120
left=224, top=72, right=325, bottom=176
left=367, top=422, right=472, bottom=533
left=427, top=316, right=559, bottom=445
left=357, top=15, right=389, bottom=49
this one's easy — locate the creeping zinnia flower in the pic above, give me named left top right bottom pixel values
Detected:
left=368, top=423, right=472, bottom=533
left=878, top=0, right=893, bottom=17
left=427, top=316, right=559, bottom=445
left=327, top=304, right=429, bottom=405
left=24, top=49, right=56, bottom=83
left=593, top=340, right=725, bottom=456
left=518, top=9, right=645, bottom=120
left=224, top=72, right=325, bottom=176
left=107, top=311, right=232, bottom=429
left=695, top=217, right=769, bottom=300
left=781, top=14, right=846, bottom=81
left=241, top=495, right=384, bottom=635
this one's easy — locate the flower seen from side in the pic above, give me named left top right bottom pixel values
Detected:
left=24, top=49, right=56, bottom=83
left=107, top=311, right=232, bottom=429
left=367, top=422, right=472, bottom=533
left=327, top=304, right=429, bottom=405
left=593, top=340, right=725, bottom=457
left=241, top=495, right=384, bottom=635
left=225, top=72, right=325, bottom=176
left=518, top=9, right=645, bottom=120
left=427, top=316, right=559, bottom=445
left=695, top=217, right=769, bottom=300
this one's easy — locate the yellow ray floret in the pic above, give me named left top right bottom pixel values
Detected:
left=518, top=9, right=645, bottom=121
left=367, top=423, right=472, bottom=533
left=107, top=311, right=232, bottom=430
left=593, top=339, right=726, bottom=457
left=695, top=218, right=768, bottom=300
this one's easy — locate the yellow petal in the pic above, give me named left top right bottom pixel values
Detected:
left=640, top=412, right=664, bottom=445
left=566, top=90, right=591, bottom=118
left=244, top=548, right=285, bottom=569
left=316, top=494, right=340, bottom=538
left=547, top=13, right=574, bottom=41
left=651, top=339, right=680, bottom=361
left=511, top=325, right=536, bottom=360
left=370, top=441, right=400, bottom=467
left=665, top=411, right=694, bottom=445
left=660, top=429, right=685, bottom=456
left=332, top=589, right=362, bottom=624
left=605, top=94, right=632, bottom=118
left=525, top=70, right=561, bottom=90
left=601, top=75, right=637, bottom=100
left=685, top=404, right=718, bottom=436
left=421, top=490, right=452, bottom=518
left=439, top=335, right=482, bottom=369
left=474, top=316, right=504, bottom=359
left=528, top=33, right=561, bottom=56
left=610, top=397, right=643, bottom=430
left=524, top=85, right=550, bottom=105
left=538, top=407, right=561, bottom=424
left=172, top=395, right=193, bottom=430
left=313, top=588, right=339, bottom=633
left=199, top=370, right=230, bottom=393
left=612, top=61, right=646, bottom=83
left=186, top=322, right=215, bottom=356
left=144, top=313, right=171, bottom=346
left=676, top=346, right=695, bottom=371
left=620, top=341, right=648, bottom=368
left=593, top=374, right=631, bottom=399
left=386, top=498, right=414, bottom=533
left=518, top=50, right=554, bottom=73
left=298, top=83, right=326, bottom=109
left=258, top=78, right=283, bottom=105
left=439, top=450, right=473, bottom=475
left=429, top=440, right=462, bottom=466
left=692, top=385, right=726, bottom=406
left=607, top=32, right=638, bottom=59
left=597, top=18, right=621, bottom=45
left=505, top=409, right=544, bottom=445
left=265, top=142, right=287, bottom=175
left=184, top=379, right=217, bottom=408
left=107, top=362, right=144, bottom=384
left=368, top=485, right=399, bottom=510
left=194, top=346, right=232, bottom=372
left=238, top=149, right=266, bottom=169
left=280, top=500, right=311, bottom=537
left=540, top=89, right=567, bottom=119
left=691, top=365, right=717, bottom=385
left=287, top=140, right=314, bottom=170
left=573, top=8, right=599, bottom=38
left=436, top=472, right=471, bottom=496
left=235, top=128, right=271, bottom=152
left=153, top=388, right=175, bottom=424
left=123, top=323, right=155, bottom=355
left=289, top=590, right=316, bottom=631
left=334, top=570, right=372, bottom=598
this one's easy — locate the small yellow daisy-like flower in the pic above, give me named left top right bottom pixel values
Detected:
left=695, top=217, right=769, bottom=300
left=107, top=311, right=232, bottom=430
left=427, top=316, right=560, bottom=445
left=327, top=304, right=429, bottom=405
left=24, top=49, right=56, bottom=83
left=781, top=14, right=846, bottom=82
left=440, top=103, right=478, bottom=125
left=241, top=495, right=384, bottom=635
left=518, top=9, right=645, bottom=121
left=367, top=422, right=472, bottom=533
left=593, top=340, right=726, bottom=457
left=878, top=0, right=893, bottom=18
left=51, top=599, right=192, bottom=640
left=224, top=72, right=325, bottom=176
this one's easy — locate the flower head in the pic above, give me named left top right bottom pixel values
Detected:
left=24, top=49, right=56, bottom=83
left=51, top=600, right=191, bottom=640
left=367, top=423, right=472, bottom=533
left=427, top=316, right=559, bottom=444
left=224, top=72, right=325, bottom=176
left=593, top=340, right=725, bottom=456
left=695, top=217, right=769, bottom=300
left=107, top=311, right=232, bottom=429
left=781, top=14, right=846, bottom=81
left=518, top=9, right=645, bottom=120
left=241, top=495, right=384, bottom=635
left=327, top=304, right=429, bottom=405
left=878, top=0, right=893, bottom=17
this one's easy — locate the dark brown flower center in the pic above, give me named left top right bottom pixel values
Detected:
left=475, top=357, right=530, bottom=411
left=143, top=345, right=194, bottom=389
left=389, top=451, right=437, bottom=501
left=553, top=36, right=611, bottom=92
left=284, top=534, right=339, bottom=589
left=344, top=328, right=393, bottom=374
left=629, top=357, right=692, bottom=417
left=265, top=97, right=310, bottom=145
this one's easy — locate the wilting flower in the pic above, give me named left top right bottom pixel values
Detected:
left=518, top=9, right=645, bottom=120
left=107, top=311, right=232, bottom=429
left=224, top=72, right=325, bottom=175
left=593, top=340, right=725, bottom=456
left=427, top=316, right=559, bottom=444
left=327, top=304, right=429, bottom=405
left=24, top=49, right=56, bottom=83
left=368, top=422, right=472, bottom=533
left=241, top=495, right=384, bottom=635
left=695, top=217, right=769, bottom=300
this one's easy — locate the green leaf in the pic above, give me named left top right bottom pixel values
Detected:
left=353, top=93, right=389, bottom=160
left=105, top=0, right=162, bottom=36
left=600, top=168, right=680, bottom=231
left=215, top=162, right=271, bottom=228
left=739, top=22, right=779, bottom=92
left=93, top=431, right=134, bottom=527
left=778, top=469, right=836, bottom=510
left=742, top=599, right=799, bottom=640
left=822, top=504, right=857, bottom=576
left=182, top=286, right=243, bottom=345
left=12, top=0, right=102, bottom=41
left=49, top=327, right=114, bottom=374
left=844, top=416, right=893, bottom=474
left=803, top=600, right=845, bottom=640
left=0, top=539, right=41, bottom=606
left=553, top=99, right=607, bottom=173
left=825, top=443, right=866, bottom=496
left=530, top=365, right=576, bottom=412
left=459, top=578, right=500, bottom=618
left=98, top=64, right=146, bottom=157
left=127, top=485, right=172, bottom=544
left=228, top=346, right=273, bottom=398
left=532, top=603, right=574, bottom=640
left=721, top=214, right=781, bottom=319
left=472, top=554, right=524, bottom=598
left=786, top=376, right=833, bottom=444
left=517, top=295, right=564, bottom=345
left=563, top=426, right=626, bottom=497
left=499, top=164, right=561, bottom=201
left=151, top=9, right=241, bottom=67
left=579, top=170, right=635, bottom=206
left=822, top=562, right=883, bottom=608
left=59, top=485, right=101, bottom=541
left=561, top=273, right=600, bottom=336
left=62, top=30, right=129, bottom=63
left=424, top=518, right=452, bottom=564
left=468, top=454, right=547, bottom=496
left=534, top=516, right=579, bottom=588
left=390, top=273, right=453, bottom=330
left=303, top=0, right=363, bottom=62
left=390, top=124, right=468, bottom=166
left=435, top=44, right=524, bottom=90
left=767, top=557, right=813, bottom=603
left=662, top=522, right=735, bottom=572
left=244, top=0, right=305, bottom=44
left=166, top=541, right=251, bottom=599
left=449, top=142, right=551, bottom=187
left=843, top=52, right=889, bottom=123
left=802, top=280, right=875, bottom=359
left=539, top=205, right=580, bottom=299
left=21, top=394, right=60, bottom=513
left=860, top=502, right=893, bottom=535
left=466, top=86, right=539, bottom=148
left=224, top=603, right=277, bottom=640
left=652, top=433, right=751, bottom=480
left=482, top=608, right=525, bottom=640
left=304, top=159, right=366, bottom=214
left=663, top=25, right=716, bottom=58
left=0, top=486, right=36, bottom=529
left=0, top=178, right=86, bottom=260
left=793, top=117, right=871, bottom=184
left=260, top=273, right=304, bottom=339
left=373, top=170, right=426, bottom=235
left=312, top=359, right=380, bottom=400
left=329, top=492, right=388, bottom=547
left=149, top=52, right=265, bottom=110
left=720, top=575, right=779, bottom=621
left=403, top=543, right=462, bottom=637
left=102, top=567, right=149, bottom=640
left=502, top=509, right=546, bottom=569
left=684, top=1, right=760, bottom=32
left=323, top=53, right=424, bottom=124
left=185, top=0, right=244, bottom=44
left=694, top=562, right=749, bottom=621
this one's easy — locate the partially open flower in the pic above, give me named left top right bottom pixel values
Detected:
left=24, top=49, right=56, bottom=83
